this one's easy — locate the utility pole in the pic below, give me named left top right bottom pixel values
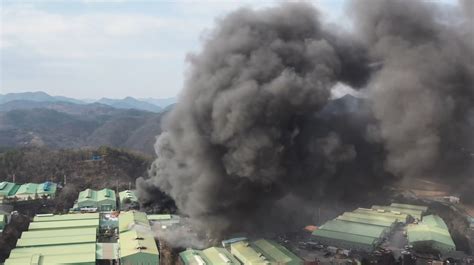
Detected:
left=64, top=175, right=67, bottom=186
left=128, top=181, right=131, bottom=190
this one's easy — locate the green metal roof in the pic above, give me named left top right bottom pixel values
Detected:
left=28, top=219, right=99, bottom=231
left=0, top=182, right=20, bottom=197
left=119, top=190, right=138, bottom=203
left=252, top=239, right=303, bottom=265
left=421, top=215, right=448, bottom=230
left=354, top=208, right=409, bottom=221
left=390, top=203, right=428, bottom=212
left=20, top=227, right=97, bottom=239
left=231, top=241, right=268, bottom=265
left=33, top=213, right=99, bottom=222
left=16, top=234, right=96, bottom=248
left=202, top=247, right=242, bottom=265
left=372, top=205, right=424, bottom=220
left=15, top=183, right=39, bottom=195
left=336, top=215, right=394, bottom=227
left=78, top=188, right=116, bottom=202
left=119, top=211, right=150, bottom=233
left=407, top=215, right=455, bottom=253
left=319, top=219, right=386, bottom=238
left=312, top=229, right=377, bottom=246
left=5, top=243, right=96, bottom=265
left=119, top=230, right=159, bottom=264
left=180, top=249, right=210, bottom=265
left=97, top=188, right=116, bottom=202
left=147, top=214, right=172, bottom=220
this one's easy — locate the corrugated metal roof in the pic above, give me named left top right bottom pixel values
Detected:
left=372, top=205, right=423, bottom=220
left=15, top=183, right=38, bottom=195
left=0, top=182, right=20, bottom=197
left=319, top=219, right=386, bottom=238
left=28, top=219, right=99, bottom=230
left=20, top=227, right=97, bottom=239
left=252, top=239, right=303, bottom=265
left=312, top=229, right=377, bottom=246
left=336, top=215, right=394, bottom=227
left=16, top=234, right=96, bottom=248
left=119, top=230, right=159, bottom=258
left=390, top=203, right=428, bottom=212
left=119, top=211, right=150, bottom=233
left=5, top=243, right=96, bottom=265
left=231, top=241, right=268, bottom=265
left=180, top=249, right=210, bottom=265
left=421, top=215, right=448, bottom=230
left=407, top=214, right=455, bottom=253
left=33, top=213, right=99, bottom=222
left=202, top=247, right=242, bottom=265
left=353, top=208, right=409, bottom=221
left=78, top=188, right=116, bottom=203
left=97, top=188, right=116, bottom=202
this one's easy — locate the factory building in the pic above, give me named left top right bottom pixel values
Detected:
left=407, top=214, right=456, bottom=254
left=372, top=203, right=427, bottom=221
left=0, top=181, right=56, bottom=201
left=180, top=247, right=241, bottom=265
left=75, top=188, right=117, bottom=212
left=312, top=206, right=411, bottom=252
left=119, top=229, right=159, bottom=265
left=119, top=190, right=139, bottom=210
left=230, top=239, right=303, bottom=265
left=0, top=182, right=20, bottom=200
left=115, top=211, right=160, bottom=264
left=4, top=213, right=101, bottom=265
left=119, top=210, right=151, bottom=233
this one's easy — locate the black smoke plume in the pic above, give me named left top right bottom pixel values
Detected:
left=139, top=0, right=473, bottom=239
left=350, top=0, right=473, bottom=182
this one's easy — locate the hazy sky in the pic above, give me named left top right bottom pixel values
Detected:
left=0, top=0, right=456, bottom=99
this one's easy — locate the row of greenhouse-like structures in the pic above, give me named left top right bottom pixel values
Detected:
left=0, top=182, right=460, bottom=264
left=311, top=203, right=456, bottom=255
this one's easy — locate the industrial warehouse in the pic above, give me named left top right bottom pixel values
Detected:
left=0, top=183, right=470, bottom=265
left=0, top=181, right=57, bottom=202
left=180, top=238, right=303, bottom=265
left=310, top=203, right=458, bottom=258
left=73, top=188, right=117, bottom=212
left=3, top=211, right=160, bottom=265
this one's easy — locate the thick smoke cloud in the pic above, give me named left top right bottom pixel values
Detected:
left=139, top=0, right=473, bottom=239
left=350, top=0, right=474, bottom=181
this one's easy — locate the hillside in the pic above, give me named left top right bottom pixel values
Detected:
left=0, top=91, right=175, bottom=112
left=0, top=104, right=164, bottom=156
left=0, top=146, right=152, bottom=190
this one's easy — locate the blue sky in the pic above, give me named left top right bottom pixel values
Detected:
left=0, top=0, right=456, bottom=99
